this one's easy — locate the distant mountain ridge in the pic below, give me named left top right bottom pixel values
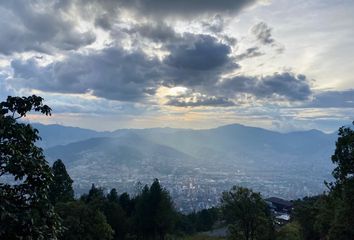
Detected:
left=35, top=122, right=337, bottom=198
left=37, top=123, right=337, bottom=172
left=34, top=122, right=336, bottom=150
left=32, top=123, right=109, bottom=148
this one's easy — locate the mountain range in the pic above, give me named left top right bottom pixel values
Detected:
left=34, top=123, right=338, bottom=199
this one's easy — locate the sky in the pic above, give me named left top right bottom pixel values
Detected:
left=0, top=0, right=353, bottom=132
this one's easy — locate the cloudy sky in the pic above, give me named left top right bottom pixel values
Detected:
left=1, top=0, right=353, bottom=132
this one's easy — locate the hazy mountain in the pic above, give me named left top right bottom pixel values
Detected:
left=39, top=123, right=338, bottom=173
left=45, top=132, right=197, bottom=184
left=119, top=124, right=337, bottom=172
left=39, top=123, right=337, bottom=198
left=33, top=123, right=109, bottom=148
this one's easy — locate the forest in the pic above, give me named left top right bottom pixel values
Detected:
left=1, top=96, right=353, bottom=240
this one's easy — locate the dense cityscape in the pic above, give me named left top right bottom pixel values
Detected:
left=72, top=166, right=330, bottom=213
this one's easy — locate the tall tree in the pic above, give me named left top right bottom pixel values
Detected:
left=221, top=186, right=273, bottom=240
left=292, top=122, right=354, bottom=240
left=331, top=122, right=354, bottom=186
left=134, top=179, right=176, bottom=240
left=150, top=179, right=176, bottom=240
left=0, top=95, right=60, bottom=239
left=107, top=188, right=119, bottom=203
left=49, top=159, right=74, bottom=204
left=292, top=196, right=321, bottom=240
left=327, top=122, right=354, bottom=239
left=135, top=185, right=154, bottom=239
left=102, top=201, right=128, bottom=240
left=276, top=222, right=302, bottom=240
left=119, top=192, right=135, bottom=217
left=56, top=201, right=113, bottom=240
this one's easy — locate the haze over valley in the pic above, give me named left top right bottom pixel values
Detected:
left=35, top=123, right=336, bottom=212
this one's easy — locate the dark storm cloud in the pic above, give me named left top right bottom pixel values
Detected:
left=165, top=35, right=232, bottom=70
left=162, top=34, right=239, bottom=87
left=10, top=43, right=311, bottom=104
left=0, top=1, right=96, bottom=55
left=218, top=72, right=312, bottom=101
left=251, top=22, right=275, bottom=45
left=95, top=15, right=113, bottom=30
left=118, top=0, right=259, bottom=18
left=9, top=31, right=240, bottom=103
left=124, top=25, right=239, bottom=89
left=11, top=47, right=161, bottom=102
left=307, top=90, right=354, bottom=108
left=166, top=96, right=235, bottom=107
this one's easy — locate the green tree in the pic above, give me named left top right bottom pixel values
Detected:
left=331, top=123, right=354, bottom=185
left=221, top=186, right=273, bottom=240
left=276, top=222, right=302, bottom=240
left=107, top=188, right=119, bottom=203
left=81, top=184, right=106, bottom=209
left=150, top=179, right=176, bottom=240
left=49, top=159, right=74, bottom=204
left=292, top=122, right=354, bottom=240
left=327, top=122, right=354, bottom=239
left=102, top=201, right=128, bottom=240
left=0, top=95, right=60, bottom=239
left=81, top=186, right=130, bottom=240
left=56, top=201, right=113, bottom=240
left=119, top=192, right=135, bottom=217
left=195, top=208, right=219, bottom=232
left=134, top=179, right=176, bottom=240
left=292, top=196, right=321, bottom=240
left=135, top=185, right=154, bottom=239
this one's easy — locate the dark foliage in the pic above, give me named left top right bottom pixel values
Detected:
left=56, top=201, right=113, bottom=240
left=49, top=159, right=74, bottom=204
left=0, top=95, right=60, bottom=239
left=221, top=186, right=274, bottom=240
left=292, top=122, right=354, bottom=240
left=175, top=208, right=220, bottom=235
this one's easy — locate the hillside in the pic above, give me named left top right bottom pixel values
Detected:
left=38, top=123, right=337, bottom=203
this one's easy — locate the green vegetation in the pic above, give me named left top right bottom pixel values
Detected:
left=0, top=96, right=60, bottom=239
left=291, top=122, right=354, bottom=240
left=1, top=95, right=354, bottom=240
left=56, top=201, right=114, bottom=240
left=221, top=186, right=274, bottom=240
left=49, top=159, right=74, bottom=204
left=276, top=222, right=302, bottom=240
left=175, top=207, right=219, bottom=235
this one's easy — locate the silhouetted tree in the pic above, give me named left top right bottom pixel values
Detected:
left=135, top=185, right=153, bottom=239
left=49, top=159, right=74, bottom=204
left=81, top=184, right=106, bottom=208
left=0, top=95, right=60, bottom=239
left=195, top=208, right=218, bottom=231
left=292, top=196, right=321, bottom=240
left=276, top=222, right=302, bottom=240
left=150, top=179, right=176, bottom=240
left=221, top=186, right=273, bottom=240
left=292, top=122, right=354, bottom=240
left=102, top=201, right=128, bottom=240
left=56, top=201, right=113, bottom=240
left=134, top=179, right=176, bottom=240
left=327, top=122, right=354, bottom=239
left=107, top=188, right=119, bottom=203
left=119, top=192, right=135, bottom=217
